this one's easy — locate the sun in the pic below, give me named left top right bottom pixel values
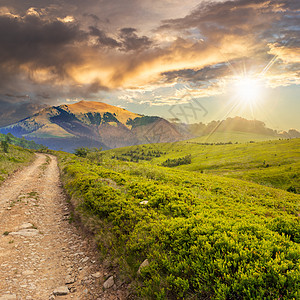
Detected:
left=234, top=77, right=262, bottom=104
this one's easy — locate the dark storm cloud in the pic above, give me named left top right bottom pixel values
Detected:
left=0, top=14, right=85, bottom=71
left=89, top=26, right=152, bottom=51
left=89, top=26, right=121, bottom=48
left=159, top=0, right=299, bottom=44
left=120, top=28, right=137, bottom=35
left=0, top=0, right=193, bottom=31
left=0, top=9, right=154, bottom=100
left=0, top=11, right=117, bottom=115
left=84, top=13, right=100, bottom=22
left=161, top=64, right=229, bottom=84
left=0, top=98, right=47, bottom=127
left=119, top=27, right=152, bottom=51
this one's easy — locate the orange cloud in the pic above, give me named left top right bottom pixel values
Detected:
left=268, top=43, right=300, bottom=64
left=66, top=35, right=256, bottom=91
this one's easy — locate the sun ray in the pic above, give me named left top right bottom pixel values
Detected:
left=205, top=100, right=241, bottom=140
left=260, top=55, right=278, bottom=76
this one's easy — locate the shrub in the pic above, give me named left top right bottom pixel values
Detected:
left=162, top=155, right=192, bottom=167
left=1, top=140, right=9, bottom=153
left=74, top=147, right=90, bottom=157
left=287, top=186, right=297, bottom=194
left=86, top=147, right=103, bottom=163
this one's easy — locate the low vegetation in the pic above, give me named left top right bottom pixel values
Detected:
left=57, top=141, right=300, bottom=299
left=0, top=144, right=35, bottom=183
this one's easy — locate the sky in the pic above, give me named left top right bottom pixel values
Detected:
left=0, top=0, right=299, bottom=130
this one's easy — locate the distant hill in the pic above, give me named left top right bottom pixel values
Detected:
left=173, top=116, right=300, bottom=140
left=0, top=101, right=183, bottom=152
left=189, top=131, right=278, bottom=143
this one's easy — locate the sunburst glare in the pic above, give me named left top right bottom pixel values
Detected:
left=234, top=76, right=262, bottom=104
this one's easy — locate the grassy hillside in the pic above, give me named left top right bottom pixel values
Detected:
left=107, top=138, right=300, bottom=193
left=0, top=133, right=45, bottom=150
left=0, top=144, right=35, bottom=183
left=58, top=150, right=300, bottom=299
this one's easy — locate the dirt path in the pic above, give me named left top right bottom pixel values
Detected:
left=0, top=154, right=128, bottom=300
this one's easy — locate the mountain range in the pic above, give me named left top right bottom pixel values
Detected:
left=0, top=101, right=183, bottom=151
left=1, top=100, right=299, bottom=152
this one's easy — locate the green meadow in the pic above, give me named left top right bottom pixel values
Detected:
left=57, top=137, right=300, bottom=299
left=107, top=138, right=300, bottom=194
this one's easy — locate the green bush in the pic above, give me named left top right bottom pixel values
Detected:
left=1, top=140, right=9, bottom=153
left=74, top=147, right=90, bottom=157
left=162, top=155, right=192, bottom=167
left=287, top=186, right=297, bottom=194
